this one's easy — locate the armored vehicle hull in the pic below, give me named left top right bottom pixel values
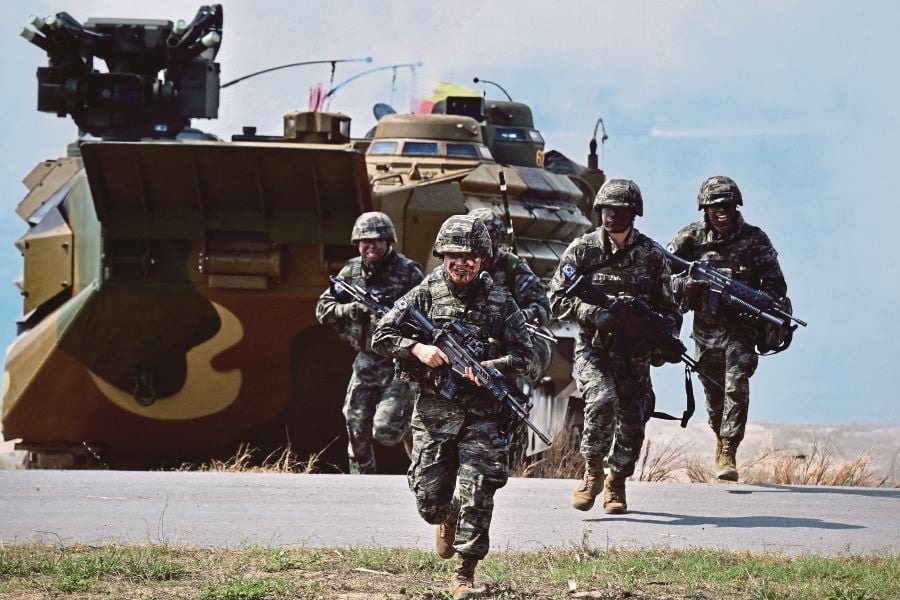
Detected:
left=3, top=140, right=399, bottom=469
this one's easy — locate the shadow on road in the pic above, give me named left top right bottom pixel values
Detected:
left=728, top=484, right=900, bottom=499
left=587, top=511, right=864, bottom=530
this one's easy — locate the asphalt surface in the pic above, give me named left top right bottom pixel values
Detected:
left=1, top=471, right=897, bottom=556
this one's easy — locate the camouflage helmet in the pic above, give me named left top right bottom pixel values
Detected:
left=593, top=178, right=643, bottom=217
left=469, top=207, right=505, bottom=240
left=697, top=176, right=743, bottom=210
left=432, top=214, right=493, bottom=258
left=351, top=211, right=397, bottom=243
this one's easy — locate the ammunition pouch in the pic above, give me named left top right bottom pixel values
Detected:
left=755, top=296, right=794, bottom=355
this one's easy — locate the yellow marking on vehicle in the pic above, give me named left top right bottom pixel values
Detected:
left=88, top=302, right=243, bottom=420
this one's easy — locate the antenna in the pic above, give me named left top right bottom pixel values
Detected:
left=472, top=77, right=513, bottom=101
left=220, top=57, right=372, bottom=89
left=589, top=117, right=608, bottom=170
left=324, top=62, right=422, bottom=104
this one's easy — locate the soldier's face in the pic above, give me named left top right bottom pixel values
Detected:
left=601, top=207, right=634, bottom=233
left=705, top=204, right=737, bottom=234
left=443, top=252, right=483, bottom=286
left=358, top=239, right=390, bottom=263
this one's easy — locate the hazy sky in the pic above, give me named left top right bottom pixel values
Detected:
left=1, top=1, right=898, bottom=426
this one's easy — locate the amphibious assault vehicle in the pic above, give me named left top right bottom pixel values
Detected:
left=4, top=4, right=608, bottom=469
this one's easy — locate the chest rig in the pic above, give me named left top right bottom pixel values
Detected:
left=406, top=273, right=506, bottom=402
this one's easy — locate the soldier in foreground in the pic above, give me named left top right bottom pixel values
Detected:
left=372, top=215, right=532, bottom=599
left=315, top=212, right=424, bottom=474
left=549, top=180, right=681, bottom=514
left=668, top=176, right=788, bottom=481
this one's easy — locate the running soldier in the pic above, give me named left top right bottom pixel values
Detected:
left=549, top=179, right=681, bottom=514
left=668, top=176, right=788, bottom=481
left=469, top=207, right=552, bottom=381
left=372, top=215, right=532, bottom=598
left=315, top=212, right=423, bottom=474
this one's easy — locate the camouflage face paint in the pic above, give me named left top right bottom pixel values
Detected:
left=601, top=206, right=634, bottom=234
left=358, top=239, right=390, bottom=264
left=705, top=204, right=737, bottom=235
left=443, top=253, right=483, bottom=286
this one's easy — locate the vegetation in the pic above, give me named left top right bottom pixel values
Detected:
left=0, top=543, right=896, bottom=599
left=516, top=418, right=899, bottom=488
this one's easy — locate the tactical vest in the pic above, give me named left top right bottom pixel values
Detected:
left=338, top=252, right=421, bottom=351
left=416, top=270, right=508, bottom=407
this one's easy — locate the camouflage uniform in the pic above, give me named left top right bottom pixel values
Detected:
left=470, top=208, right=552, bottom=380
left=668, top=184, right=786, bottom=443
left=372, top=217, right=532, bottom=561
left=316, top=214, right=424, bottom=474
left=550, top=227, right=680, bottom=475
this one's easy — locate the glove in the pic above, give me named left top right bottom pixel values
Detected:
left=576, top=304, right=621, bottom=349
left=650, top=346, right=683, bottom=367
left=588, top=308, right=621, bottom=336
left=683, top=278, right=708, bottom=301
left=335, top=301, right=369, bottom=322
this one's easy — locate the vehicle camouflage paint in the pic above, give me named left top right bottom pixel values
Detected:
left=3, top=6, right=398, bottom=470
left=5, top=4, right=608, bottom=469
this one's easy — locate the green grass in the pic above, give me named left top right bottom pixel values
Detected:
left=0, top=543, right=896, bottom=599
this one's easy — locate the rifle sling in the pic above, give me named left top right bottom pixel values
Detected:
left=649, top=363, right=695, bottom=429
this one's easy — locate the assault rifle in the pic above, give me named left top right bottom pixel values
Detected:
left=561, top=265, right=723, bottom=427
left=393, top=297, right=552, bottom=446
left=666, top=251, right=807, bottom=330
left=329, top=276, right=389, bottom=318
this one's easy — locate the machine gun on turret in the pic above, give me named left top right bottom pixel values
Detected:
left=20, top=5, right=223, bottom=140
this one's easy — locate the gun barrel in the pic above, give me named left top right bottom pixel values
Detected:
left=524, top=322, right=557, bottom=343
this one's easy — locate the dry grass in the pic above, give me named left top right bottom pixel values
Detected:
left=180, top=429, right=900, bottom=490
left=179, top=441, right=334, bottom=474
left=686, top=439, right=899, bottom=488
left=635, top=437, right=692, bottom=482
left=516, top=415, right=584, bottom=479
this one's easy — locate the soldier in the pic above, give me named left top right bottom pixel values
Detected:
left=372, top=215, right=532, bottom=599
left=315, top=212, right=424, bottom=474
left=469, top=207, right=552, bottom=381
left=668, top=176, right=787, bottom=481
left=549, top=179, right=681, bottom=514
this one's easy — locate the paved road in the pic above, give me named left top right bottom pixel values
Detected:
left=1, top=471, right=897, bottom=556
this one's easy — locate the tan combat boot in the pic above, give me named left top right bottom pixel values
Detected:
left=449, top=554, right=481, bottom=599
left=603, top=472, right=627, bottom=514
left=571, top=459, right=605, bottom=511
left=716, top=437, right=739, bottom=482
left=435, top=510, right=459, bottom=559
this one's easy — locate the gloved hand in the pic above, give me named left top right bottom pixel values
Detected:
left=650, top=346, right=683, bottom=367
left=576, top=304, right=621, bottom=348
left=682, top=277, right=708, bottom=303
left=334, top=301, right=369, bottom=322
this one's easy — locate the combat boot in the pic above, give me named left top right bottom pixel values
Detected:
left=571, top=459, right=605, bottom=511
left=435, top=509, right=459, bottom=559
left=449, top=554, right=482, bottom=599
left=602, top=472, right=627, bottom=514
left=716, top=437, right=739, bottom=482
